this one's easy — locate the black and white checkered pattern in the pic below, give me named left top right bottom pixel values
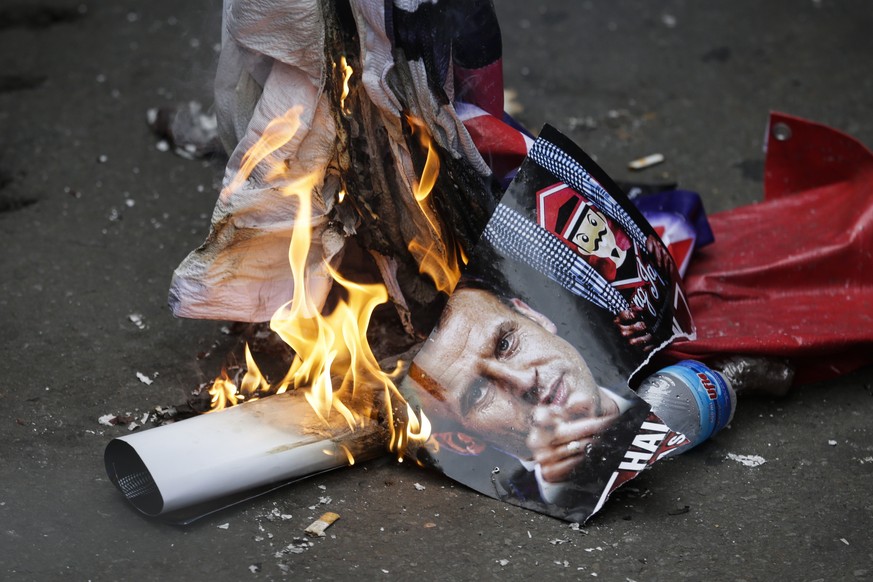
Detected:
left=529, top=138, right=648, bottom=249
left=483, top=204, right=630, bottom=315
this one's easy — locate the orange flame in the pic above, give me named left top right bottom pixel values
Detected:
left=206, top=344, right=268, bottom=411
left=339, top=56, right=353, bottom=115
left=406, top=118, right=467, bottom=293
left=207, top=107, right=433, bottom=461
left=208, top=368, right=240, bottom=410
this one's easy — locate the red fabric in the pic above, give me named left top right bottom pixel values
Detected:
left=667, top=112, right=873, bottom=384
left=454, top=60, right=505, bottom=119
left=460, top=103, right=532, bottom=179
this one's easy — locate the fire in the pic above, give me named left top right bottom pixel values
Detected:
left=206, top=344, right=269, bottom=410
left=339, top=56, right=353, bottom=115
left=206, top=107, right=437, bottom=461
left=406, top=117, right=467, bottom=293
left=208, top=369, right=240, bottom=410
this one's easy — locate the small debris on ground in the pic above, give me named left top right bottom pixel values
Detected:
left=98, top=413, right=137, bottom=427
left=135, top=372, right=153, bottom=386
left=128, top=313, right=145, bottom=329
left=496, top=559, right=510, bottom=566
left=549, top=538, right=570, bottom=545
left=726, top=453, right=766, bottom=467
left=217, top=523, right=229, bottom=530
left=146, top=100, right=222, bottom=159
left=568, top=116, right=598, bottom=131
left=413, top=483, right=426, bottom=491
left=274, top=538, right=313, bottom=556
left=827, top=439, right=838, bottom=446
left=304, top=511, right=340, bottom=537
left=628, top=153, right=665, bottom=171
left=308, top=496, right=332, bottom=510
left=248, top=564, right=260, bottom=574
left=667, top=505, right=690, bottom=516
left=263, top=507, right=293, bottom=522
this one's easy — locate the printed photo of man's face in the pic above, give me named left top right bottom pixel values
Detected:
left=409, top=288, right=619, bottom=464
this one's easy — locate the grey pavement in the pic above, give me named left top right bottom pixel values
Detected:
left=1, top=0, right=872, bottom=580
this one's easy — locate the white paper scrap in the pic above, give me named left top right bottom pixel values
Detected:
left=726, top=453, right=766, bottom=467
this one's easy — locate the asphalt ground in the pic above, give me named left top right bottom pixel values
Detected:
left=1, top=0, right=872, bottom=580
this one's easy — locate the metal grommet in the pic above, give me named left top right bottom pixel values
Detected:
left=772, top=121, right=793, bottom=141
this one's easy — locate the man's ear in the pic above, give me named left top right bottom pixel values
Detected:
left=431, top=431, right=487, bottom=456
left=509, top=298, right=558, bottom=334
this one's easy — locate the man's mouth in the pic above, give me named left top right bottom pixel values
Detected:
left=540, top=376, right=569, bottom=407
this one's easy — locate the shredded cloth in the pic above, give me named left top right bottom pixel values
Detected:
left=484, top=204, right=630, bottom=315
left=169, top=0, right=503, bottom=322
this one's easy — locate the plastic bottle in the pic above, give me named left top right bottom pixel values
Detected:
left=636, top=360, right=736, bottom=457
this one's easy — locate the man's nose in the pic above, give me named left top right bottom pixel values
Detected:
left=484, top=362, right=537, bottom=401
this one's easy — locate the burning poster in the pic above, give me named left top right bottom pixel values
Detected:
left=400, top=125, right=696, bottom=523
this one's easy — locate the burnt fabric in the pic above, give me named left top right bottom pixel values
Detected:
left=172, top=0, right=504, bottom=322
left=666, top=112, right=873, bottom=384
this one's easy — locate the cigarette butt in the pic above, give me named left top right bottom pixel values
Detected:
left=628, top=153, right=665, bottom=171
left=304, top=512, right=340, bottom=537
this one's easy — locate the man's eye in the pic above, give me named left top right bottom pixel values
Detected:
left=580, top=234, right=589, bottom=243
left=589, top=216, right=598, bottom=226
left=496, top=329, right=517, bottom=359
left=470, top=384, right=487, bottom=405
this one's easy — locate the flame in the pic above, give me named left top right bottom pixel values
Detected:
left=339, top=56, right=353, bottom=115
left=206, top=107, right=434, bottom=461
left=206, top=344, right=268, bottom=411
left=208, top=368, right=240, bottom=410
left=406, top=117, right=467, bottom=293
left=225, top=107, right=303, bottom=198
left=391, top=404, right=433, bottom=464
left=239, top=343, right=269, bottom=398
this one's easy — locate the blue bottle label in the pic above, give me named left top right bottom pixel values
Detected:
left=659, top=360, right=732, bottom=446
